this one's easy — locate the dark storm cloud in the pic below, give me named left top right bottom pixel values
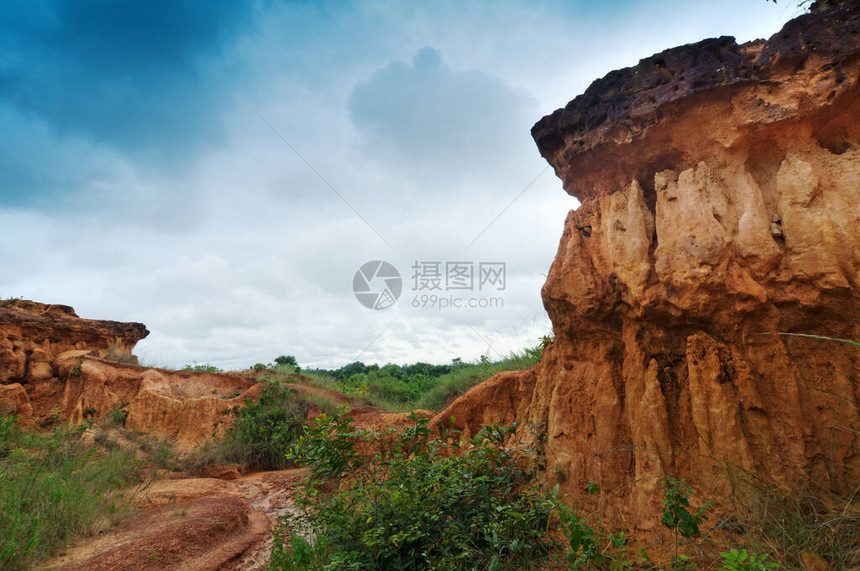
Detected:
left=0, top=0, right=256, bottom=157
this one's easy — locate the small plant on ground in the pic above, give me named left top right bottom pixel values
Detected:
left=719, top=548, right=779, bottom=570
left=270, top=527, right=329, bottom=571
left=661, top=477, right=712, bottom=569
left=556, top=501, right=604, bottom=569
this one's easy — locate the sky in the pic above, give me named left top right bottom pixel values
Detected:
left=0, top=0, right=803, bottom=370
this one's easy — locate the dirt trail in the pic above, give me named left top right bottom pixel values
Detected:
left=40, top=380, right=429, bottom=570
left=45, top=469, right=308, bottom=571
left=42, top=404, right=423, bottom=570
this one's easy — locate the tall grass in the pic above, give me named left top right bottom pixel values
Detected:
left=724, top=468, right=860, bottom=568
left=0, top=417, right=143, bottom=569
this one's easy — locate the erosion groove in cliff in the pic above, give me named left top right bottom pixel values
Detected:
left=442, top=2, right=860, bottom=529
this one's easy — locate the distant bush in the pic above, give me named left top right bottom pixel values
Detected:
left=101, top=343, right=139, bottom=366
left=181, top=363, right=223, bottom=373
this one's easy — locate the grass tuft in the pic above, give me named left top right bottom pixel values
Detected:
left=0, top=416, right=144, bottom=569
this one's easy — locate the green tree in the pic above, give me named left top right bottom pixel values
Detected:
left=274, top=355, right=298, bottom=367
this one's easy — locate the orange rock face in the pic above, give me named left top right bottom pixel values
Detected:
left=441, top=3, right=860, bottom=528
left=0, top=300, right=259, bottom=447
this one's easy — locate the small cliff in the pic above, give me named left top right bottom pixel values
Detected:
left=0, top=300, right=260, bottom=447
left=441, top=2, right=860, bottom=527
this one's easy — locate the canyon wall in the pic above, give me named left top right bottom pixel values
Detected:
left=0, top=300, right=260, bottom=447
left=442, top=2, right=859, bottom=527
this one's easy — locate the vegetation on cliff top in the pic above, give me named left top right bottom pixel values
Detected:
left=245, top=342, right=544, bottom=412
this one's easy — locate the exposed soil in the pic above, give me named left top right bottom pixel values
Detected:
left=44, top=468, right=309, bottom=570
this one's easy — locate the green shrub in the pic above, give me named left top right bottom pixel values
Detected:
left=278, top=413, right=560, bottom=570
left=274, top=355, right=298, bottom=368
left=191, top=381, right=307, bottom=471
left=106, top=407, right=129, bottom=427
left=719, top=549, right=779, bottom=570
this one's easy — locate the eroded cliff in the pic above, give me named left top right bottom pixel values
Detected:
left=441, top=2, right=860, bottom=527
left=0, top=300, right=260, bottom=447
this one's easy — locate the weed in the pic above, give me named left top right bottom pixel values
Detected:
left=725, top=470, right=860, bottom=568
left=106, top=407, right=129, bottom=427
left=661, top=477, right=712, bottom=568
left=760, top=332, right=860, bottom=349
left=719, top=548, right=779, bottom=570
left=270, top=527, right=329, bottom=571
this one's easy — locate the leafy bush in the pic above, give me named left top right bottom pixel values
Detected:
left=195, top=381, right=308, bottom=471
left=106, top=407, right=129, bottom=427
left=274, top=355, right=298, bottom=368
left=277, top=413, right=560, bottom=570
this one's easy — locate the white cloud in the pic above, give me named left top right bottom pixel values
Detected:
left=0, top=0, right=793, bottom=369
